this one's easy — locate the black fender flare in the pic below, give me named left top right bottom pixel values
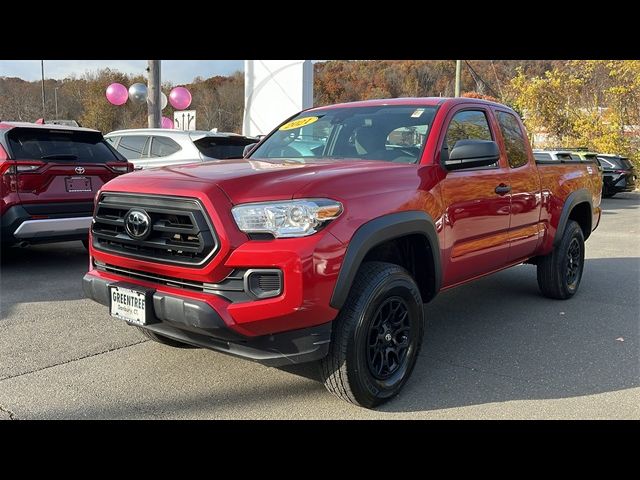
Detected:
left=329, top=211, right=441, bottom=309
left=553, top=188, right=593, bottom=247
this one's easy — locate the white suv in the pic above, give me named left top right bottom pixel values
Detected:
left=104, top=129, right=258, bottom=169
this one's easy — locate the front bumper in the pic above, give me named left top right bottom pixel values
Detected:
left=83, top=273, right=331, bottom=366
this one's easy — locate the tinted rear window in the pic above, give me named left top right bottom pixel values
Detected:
left=194, top=136, right=256, bottom=159
left=619, top=158, right=633, bottom=170
left=7, top=128, right=122, bottom=163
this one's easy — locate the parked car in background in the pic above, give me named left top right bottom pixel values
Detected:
left=0, top=122, right=132, bottom=248
left=533, top=149, right=580, bottom=164
left=596, top=154, right=637, bottom=198
left=105, top=129, right=259, bottom=169
left=568, top=151, right=602, bottom=171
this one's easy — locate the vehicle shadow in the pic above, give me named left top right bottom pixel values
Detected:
left=0, top=241, right=88, bottom=318
left=600, top=192, right=639, bottom=210
left=380, top=257, right=639, bottom=413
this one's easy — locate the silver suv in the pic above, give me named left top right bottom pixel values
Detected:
left=104, top=129, right=258, bottom=169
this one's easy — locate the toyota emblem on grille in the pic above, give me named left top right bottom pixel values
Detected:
left=125, top=209, right=151, bottom=240
left=75, top=166, right=85, bottom=174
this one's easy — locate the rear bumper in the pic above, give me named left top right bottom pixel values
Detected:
left=604, top=173, right=636, bottom=193
left=1, top=204, right=92, bottom=245
left=14, top=216, right=92, bottom=239
left=82, top=272, right=332, bottom=366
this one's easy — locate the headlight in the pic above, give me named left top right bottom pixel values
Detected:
left=232, top=199, right=343, bottom=238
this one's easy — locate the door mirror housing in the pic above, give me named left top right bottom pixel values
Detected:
left=444, top=139, right=500, bottom=171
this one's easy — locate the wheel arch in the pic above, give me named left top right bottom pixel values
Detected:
left=553, top=189, right=593, bottom=247
left=330, top=211, right=441, bottom=309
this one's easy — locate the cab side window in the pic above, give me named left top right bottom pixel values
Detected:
left=496, top=111, right=529, bottom=168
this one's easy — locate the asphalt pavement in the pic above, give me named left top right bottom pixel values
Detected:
left=1, top=193, right=638, bottom=419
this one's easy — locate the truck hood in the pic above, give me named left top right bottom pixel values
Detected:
left=109, top=158, right=416, bottom=204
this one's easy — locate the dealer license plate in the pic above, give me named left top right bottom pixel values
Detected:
left=109, top=285, right=147, bottom=326
left=65, top=176, right=92, bottom=192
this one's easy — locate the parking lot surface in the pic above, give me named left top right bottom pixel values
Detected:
left=1, top=193, right=638, bottom=419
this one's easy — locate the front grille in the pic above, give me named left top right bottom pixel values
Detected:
left=92, top=193, right=218, bottom=266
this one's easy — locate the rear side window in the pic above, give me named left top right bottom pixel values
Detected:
left=570, top=154, right=582, bottom=161
left=496, top=111, right=529, bottom=168
left=194, top=136, right=255, bottom=159
left=150, top=136, right=181, bottom=158
left=7, top=128, right=122, bottom=163
left=619, top=158, right=633, bottom=170
left=117, top=135, right=149, bottom=160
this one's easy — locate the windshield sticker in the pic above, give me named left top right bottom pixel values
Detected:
left=279, top=116, right=319, bottom=131
left=411, top=108, right=425, bottom=118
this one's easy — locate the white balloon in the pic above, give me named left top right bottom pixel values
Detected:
left=160, top=92, right=168, bottom=110
left=128, top=83, right=147, bottom=104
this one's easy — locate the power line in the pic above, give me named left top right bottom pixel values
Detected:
left=464, top=61, right=501, bottom=99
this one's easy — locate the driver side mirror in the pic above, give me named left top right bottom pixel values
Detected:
left=443, top=139, right=500, bottom=171
left=243, top=142, right=259, bottom=158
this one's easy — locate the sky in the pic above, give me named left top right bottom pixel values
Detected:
left=0, top=60, right=245, bottom=84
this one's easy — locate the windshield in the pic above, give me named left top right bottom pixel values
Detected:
left=250, top=105, right=437, bottom=164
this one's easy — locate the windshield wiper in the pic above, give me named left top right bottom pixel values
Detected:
left=40, top=154, right=79, bottom=160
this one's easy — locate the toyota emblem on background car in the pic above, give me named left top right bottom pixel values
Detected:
left=124, top=209, right=151, bottom=240
left=75, top=166, right=85, bottom=174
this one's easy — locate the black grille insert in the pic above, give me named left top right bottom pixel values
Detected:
left=92, top=193, right=218, bottom=266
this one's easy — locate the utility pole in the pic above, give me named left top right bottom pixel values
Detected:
left=454, top=60, right=462, bottom=97
left=40, top=60, right=46, bottom=120
left=147, top=60, right=161, bottom=128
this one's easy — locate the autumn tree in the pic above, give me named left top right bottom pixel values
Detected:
left=509, top=60, right=640, bottom=167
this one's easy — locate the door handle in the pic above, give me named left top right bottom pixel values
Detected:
left=495, top=184, right=511, bottom=195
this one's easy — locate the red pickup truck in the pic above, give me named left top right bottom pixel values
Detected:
left=83, top=98, right=602, bottom=408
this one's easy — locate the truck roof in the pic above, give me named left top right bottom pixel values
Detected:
left=307, top=97, right=510, bottom=112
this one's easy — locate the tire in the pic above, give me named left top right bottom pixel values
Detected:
left=537, top=220, right=585, bottom=299
left=319, top=261, right=424, bottom=408
left=81, top=239, right=89, bottom=250
left=137, top=327, right=199, bottom=349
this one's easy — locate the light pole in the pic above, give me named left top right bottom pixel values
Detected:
left=54, top=86, right=60, bottom=119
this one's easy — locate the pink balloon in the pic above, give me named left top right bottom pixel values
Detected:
left=169, top=87, right=192, bottom=110
left=106, top=83, right=128, bottom=106
left=161, top=116, right=174, bottom=129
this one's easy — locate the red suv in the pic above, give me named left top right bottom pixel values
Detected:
left=1, top=122, right=132, bottom=248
